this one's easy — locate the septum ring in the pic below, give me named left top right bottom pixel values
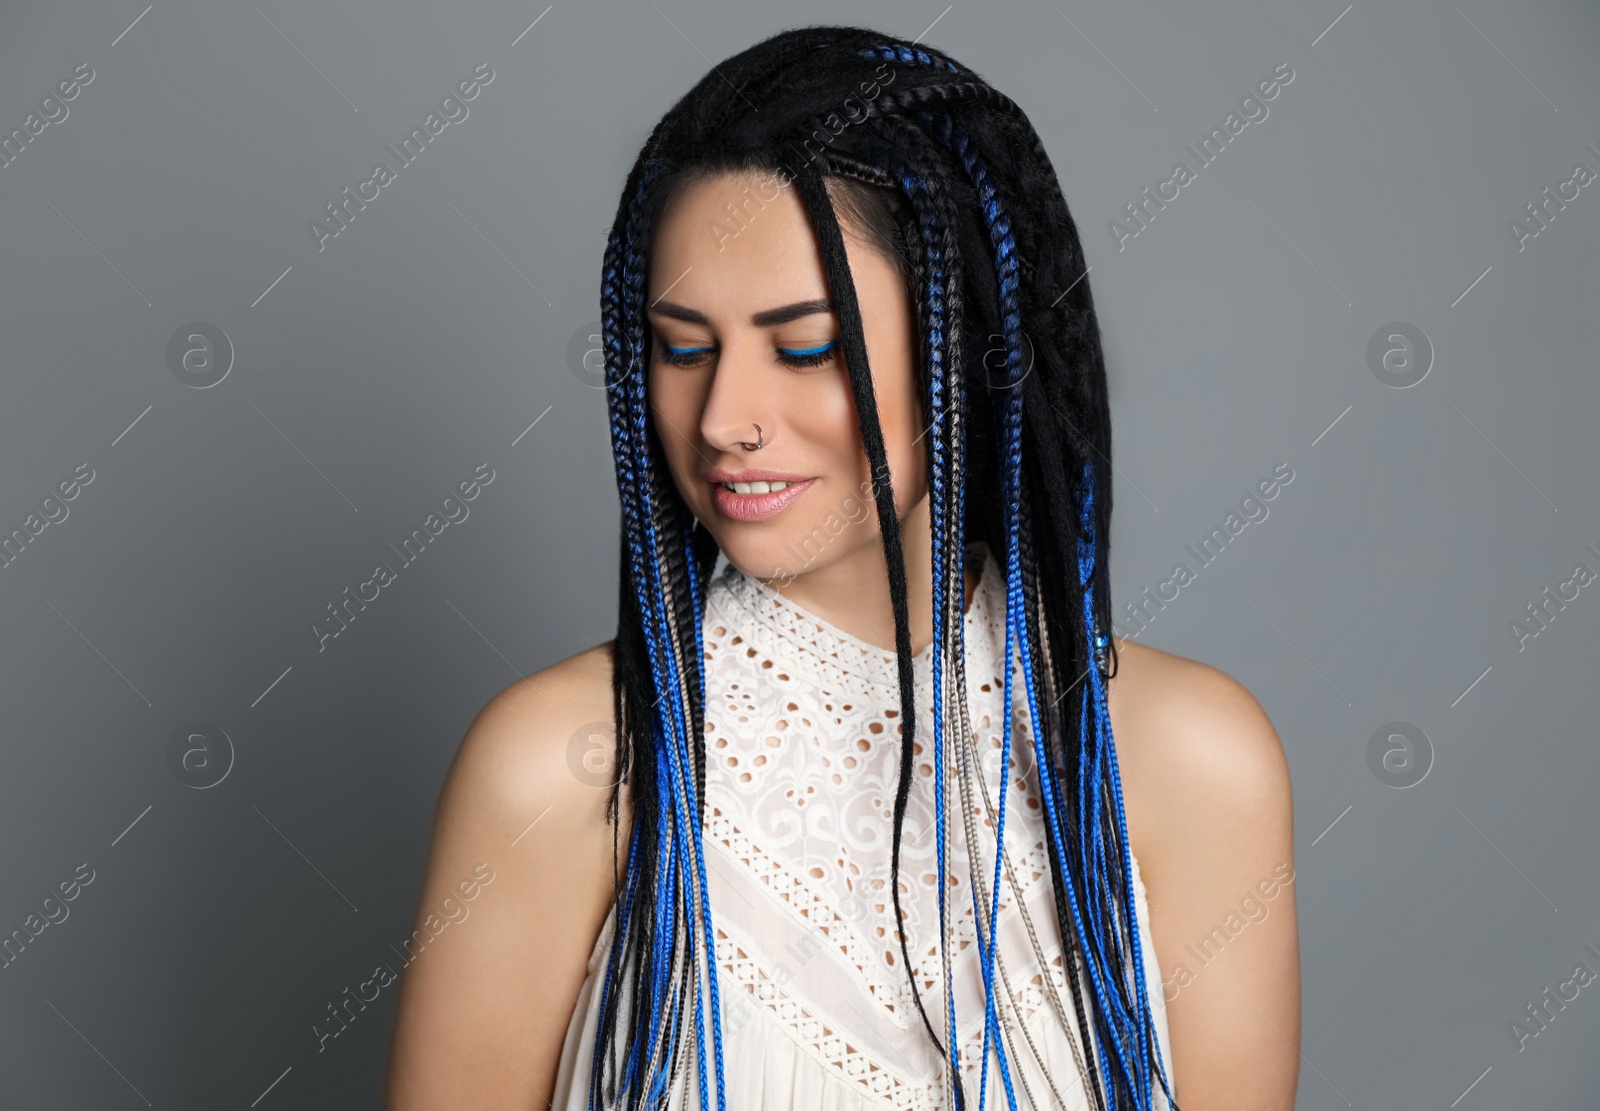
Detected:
left=739, top=423, right=765, bottom=451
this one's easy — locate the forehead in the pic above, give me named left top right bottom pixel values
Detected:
left=647, top=170, right=825, bottom=309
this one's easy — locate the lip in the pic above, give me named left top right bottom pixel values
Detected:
left=704, top=468, right=811, bottom=484
left=706, top=471, right=818, bottom=523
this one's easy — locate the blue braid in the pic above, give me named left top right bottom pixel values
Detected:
left=622, top=219, right=727, bottom=1111
left=594, top=156, right=729, bottom=1110
left=879, top=128, right=1027, bottom=1111
left=617, top=166, right=686, bottom=1109
left=907, top=107, right=1026, bottom=1111
left=679, top=527, right=729, bottom=1110
left=645, top=829, right=680, bottom=1107
left=592, top=233, right=628, bottom=1108
left=589, top=27, right=1175, bottom=1111
left=589, top=817, right=641, bottom=1106
left=595, top=177, right=663, bottom=1107
left=956, top=110, right=1138, bottom=1107
left=922, top=111, right=1173, bottom=1111
left=857, top=43, right=963, bottom=72
left=1073, top=465, right=1145, bottom=1101
left=1078, top=464, right=1177, bottom=1110
left=872, top=124, right=1028, bottom=1111
left=875, top=141, right=969, bottom=1103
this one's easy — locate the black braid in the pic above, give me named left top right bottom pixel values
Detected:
left=593, top=23, right=1173, bottom=1111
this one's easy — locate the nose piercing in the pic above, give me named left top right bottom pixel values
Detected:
left=739, top=423, right=765, bottom=451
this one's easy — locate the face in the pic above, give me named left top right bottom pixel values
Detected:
left=645, top=169, right=926, bottom=587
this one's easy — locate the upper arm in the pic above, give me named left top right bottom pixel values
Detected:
left=1109, top=644, right=1300, bottom=1111
left=383, top=646, right=628, bottom=1110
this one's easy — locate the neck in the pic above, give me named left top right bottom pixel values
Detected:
left=757, top=494, right=978, bottom=655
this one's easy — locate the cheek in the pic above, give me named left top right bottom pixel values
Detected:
left=873, top=345, right=926, bottom=505
left=811, top=355, right=924, bottom=511
left=796, top=375, right=859, bottom=463
left=890, top=395, right=928, bottom=511
left=850, top=283, right=925, bottom=502
left=647, top=365, right=701, bottom=480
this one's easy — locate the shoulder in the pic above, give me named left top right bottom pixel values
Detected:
left=439, top=638, right=625, bottom=845
left=1102, top=642, right=1303, bottom=1100
left=385, top=639, right=626, bottom=1107
left=1104, top=638, right=1293, bottom=885
left=426, top=636, right=630, bottom=953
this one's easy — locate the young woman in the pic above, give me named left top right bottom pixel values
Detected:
left=386, top=25, right=1299, bottom=1111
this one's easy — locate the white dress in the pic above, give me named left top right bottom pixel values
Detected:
left=551, top=542, right=1176, bottom=1110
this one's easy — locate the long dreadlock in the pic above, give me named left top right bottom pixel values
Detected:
left=592, top=24, right=1177, bottom=1111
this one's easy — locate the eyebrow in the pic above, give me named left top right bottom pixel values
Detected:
left=647, top=298, right=833, bottom=328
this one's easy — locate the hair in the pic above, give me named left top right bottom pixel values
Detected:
left=593, top=24, right=1177, bottom=1111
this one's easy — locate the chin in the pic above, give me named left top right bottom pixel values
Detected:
left=687, top=474, right=882, bottom=585
left=705, top=526, right=812, bottom=586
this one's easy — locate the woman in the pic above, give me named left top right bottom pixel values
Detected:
left=386, top=25, right=1299, bottom=1111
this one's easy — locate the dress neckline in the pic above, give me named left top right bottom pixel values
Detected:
left=704, top=541, right=1005, bottom=707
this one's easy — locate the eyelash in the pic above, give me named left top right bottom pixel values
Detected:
left=657, top=340, right=837, bottom=369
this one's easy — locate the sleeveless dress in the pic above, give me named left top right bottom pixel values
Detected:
left=551, top=541, right=1176, bottom=1110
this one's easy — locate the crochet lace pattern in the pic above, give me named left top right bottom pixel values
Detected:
left=695, top=543, right=1158, bottom=1107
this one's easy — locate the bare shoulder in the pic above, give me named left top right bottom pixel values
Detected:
left=384, top=639, right=628, bottom=1109
left=443, top=639, right=623, bottom=826
left=432, top=637, right=629, bottom=868
left=1104, top=638, right=1293, bottom=887
left=1104, top=640, right=1302, bottom=1102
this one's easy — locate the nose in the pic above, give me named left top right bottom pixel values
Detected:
left=698, top=335, right=773, bottom=453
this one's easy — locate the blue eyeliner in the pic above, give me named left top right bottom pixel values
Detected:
left=778, top=340, right=834, bottom=356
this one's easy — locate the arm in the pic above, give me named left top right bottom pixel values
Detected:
left=383, top=643, right=629, bottom=1109
left=1109, top=642, right=1301, bottom=1110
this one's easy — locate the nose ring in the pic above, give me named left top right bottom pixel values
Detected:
left=739, top=423, right=765, bottom=451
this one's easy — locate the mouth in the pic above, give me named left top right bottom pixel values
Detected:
left=705, top=469, right=817, bottom=523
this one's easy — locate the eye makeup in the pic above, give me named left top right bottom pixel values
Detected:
left=656, top=338, right=838, bottom=369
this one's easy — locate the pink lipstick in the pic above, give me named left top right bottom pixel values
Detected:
left=705, top=468, right=817, bottom=523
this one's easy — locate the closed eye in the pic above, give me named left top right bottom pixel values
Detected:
left=659, top=344, right=715, bottom=367
left=656, top=340, right=838, bottom=370
left=776, top=340, right=836, bottom=368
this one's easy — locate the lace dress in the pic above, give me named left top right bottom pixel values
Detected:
left=550, top=542, right=1175, bottom=1110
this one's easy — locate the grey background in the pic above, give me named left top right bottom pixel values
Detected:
left=1, top=0, right=1596, bottom=1106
